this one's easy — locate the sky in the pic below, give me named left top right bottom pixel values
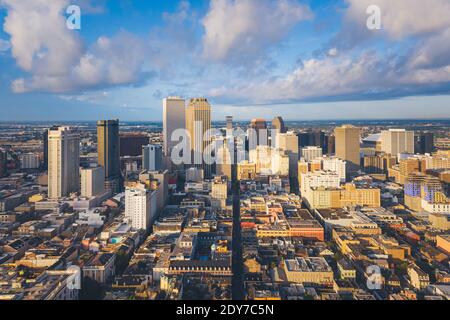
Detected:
left=0, top=0, right=449, bottom=121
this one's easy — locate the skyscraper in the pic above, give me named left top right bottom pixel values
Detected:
left=248, top=118, right=268, bottom=149
left=381, top=129, right=414, bottom=156
left=142, top=144, right=163, bottom=171
left=80, top=166, right=105, bottom=198
left=119, top=133, right=150, bottom=157
left=163, top=97, right=186, bottom=157
left=125, top=183, right=158, bottom=231
left=326, top=134, right=335, bottom=155
left=43, top=129, right=48, bottom=170
left=335, top=125, right=361, bottom=177
left=97, top=120, right=121, bottom=179
left=186, top=98, right=212, bottom=177
left=415, top=132, right=434, bottom=154
left=216, top=140, right=232, bottom=180
left=278, top=132, right=299, bottom=178
left=48, top=126, right=80, bottom=199
left=272, top=116, right=286, bottom=134
left=226, top=116, right=233, bottom=131
left=97, top=120, right=122, bottom=193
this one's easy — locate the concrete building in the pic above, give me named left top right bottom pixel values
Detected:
left=301, top=146, right=322, bottom=162
left=407, top=264, right=430, bottom=290
left=186, top=167, right=204, bottom=182
left=381, top=129, right=415, bottom=156
left=163, top=97, right=186, bottom=157
left=80, top=167, right=105, bottom=198
left=237, top=161, right=257, bottom=181
left=139, top=170, right=169, bottom=211
left=211, top=176, right=228, bottom=208
left=142, top=144, right=163, bottom=171
left=271, top=150, right=290, bottom=176
left=249, top=145, right=272, bottom=175
left=283, top=257, right=334, bottom=286
left=83, top=253, right=116, bottom=284
left=278, top=132, right=299, bottom=177
left=216, top=140, right=232, bottom=180
left=339, top=183, right=381, bottom=208
left=322, top=156, right=346, bottom=183
left=125, top=183, right=158, bottom=231
left=335, top=125, right=361, bottom=177
left=300, top=171, right=341, bottom=195
left=20, top=153, right=40, bottom=169
left=48, top=127, right=80, bottom=199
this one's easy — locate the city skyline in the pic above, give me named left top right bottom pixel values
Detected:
left=0, top=0, right=449, bottom=306
left=1, top=0, right=450, bottom=121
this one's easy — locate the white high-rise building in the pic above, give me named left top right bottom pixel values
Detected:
left=48, top=127, right=80, bottom=199
left=142, top=144, right=163, bottom=171
left=301, top=146, right=323, bottom=162
left=125, top=183, right=158, bottom=231
left=322, top=156, right=347, bottom=183
left=163, top=97, right=186, bottom=157
left=81, top=167, right=105, bottom=198
left=381, top=129, right=414, bottom=156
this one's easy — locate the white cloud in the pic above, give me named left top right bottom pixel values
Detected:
left=409, top=28, right=450, bottom=69
left=1, top=0, right=151, bottom=93
left=201, top=0, right=312, bottom=62
left=332, top=0, right=450, bottom=49
left=209, top=51, right=450, bottom=104
left=2, top=0, right=83, bottom=74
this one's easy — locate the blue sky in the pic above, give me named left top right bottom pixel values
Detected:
left=0, top=0, right=449, bottom=121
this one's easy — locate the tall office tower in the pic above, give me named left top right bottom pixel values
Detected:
left=80, top=166, right=105, bottom=198
left=364, top=153, right=396, bottom=174
left=301, top=146, right=323, bottom=162
left=125, top=183, right=158, bottom=231
left=163, top=97, right=186, bottom=157
left=142, top=144, right=163, bottom=171
left=0, top=148, right=6, bottom=177
left=326, top=134, right=335, bottom=155
left=119, top=133, right=150, bottom=157
left=43, top=129, right=48, bottom=170
left=272, top=116, right=286, bottom=134
left=297, top=130, right=325, bottom=149
left=97, top=120, right=120, bottom=177
left=48, top=126, right=80, bottom=199
left=248, top=118, right=268, bottom=148
left=226, top=116, right=233, bottom=131
left=186, top=98, right=212, bottom=177
left=278, top=132, right=299, bottom=178
left=381, top=129, right=415, bottom=156
left=415, top=132, right=434, bottom=154
left=97, top=120, right=122, bottom=193
left=216, top=141, right=232, bottom=180
left=335, top=125, right=361, bottom=177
